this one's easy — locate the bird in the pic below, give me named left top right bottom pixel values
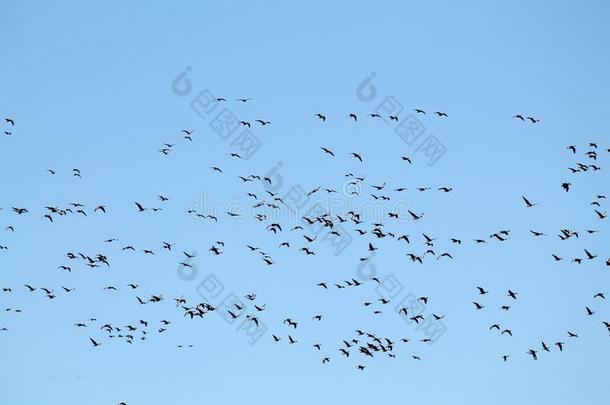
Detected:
left=473, top=302, right=485, bottom=310
left=407, top=210, right=423, bottom=221
left=522, top=196, right=537, bottom=208
left=527, top=349, right=538, bottom=360
left=320, top=147, right=334, bottom=157
left=584, top=249, right=597, bottom=260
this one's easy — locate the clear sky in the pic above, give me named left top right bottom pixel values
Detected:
left=1, top=1, right=609, bottom=404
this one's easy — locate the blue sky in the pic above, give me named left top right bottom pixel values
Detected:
left=1, top=1, right=609, bottom=404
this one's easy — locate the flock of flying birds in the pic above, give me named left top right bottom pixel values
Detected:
left=1, top=100, right=609, bottom=378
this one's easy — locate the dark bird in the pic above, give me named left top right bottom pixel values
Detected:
left=320, top=147, right=335, bottom=156
left=473, top=302, right=485, bottom=310
left=522, top=196, right=537, bottom=208
left=584, top=249, right=597, bottom=260
left=476, top=287, right=488, bottom=295
left=407, top=210, right=423, bottom=221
